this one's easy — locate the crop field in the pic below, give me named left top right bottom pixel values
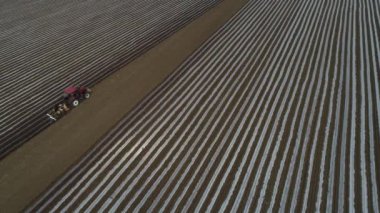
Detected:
left=0, top=0, right=222, bottom=158
left=28, top=0, right=380, bottom=212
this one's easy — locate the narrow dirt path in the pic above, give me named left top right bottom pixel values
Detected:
left=0, top=0, right=248, bottom=211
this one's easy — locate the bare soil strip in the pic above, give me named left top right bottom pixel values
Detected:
left=0, top=0, right=248, bottom=211
left=29, top=0, right=380, bottom=212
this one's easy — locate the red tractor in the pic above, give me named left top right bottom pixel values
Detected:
left=63, top=86, right=92, bottom=107
left=46, top=86, right=92, bottom=121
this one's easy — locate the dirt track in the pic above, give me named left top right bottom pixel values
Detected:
left=0, top=0, right=247, bottom=212
left=28, top=0, right=380, bottom=212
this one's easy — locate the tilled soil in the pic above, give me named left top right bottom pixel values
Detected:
left=0, top=0, right=225, bottom=159
left=28, top=0, right=380, bottom=212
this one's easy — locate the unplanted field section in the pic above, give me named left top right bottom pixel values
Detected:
left=29, top=0, right=380, bottom=212
left=0, top=0, right=222, bottom=158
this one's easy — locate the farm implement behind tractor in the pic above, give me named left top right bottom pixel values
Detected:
left=47, top=86, right=92, bottom=121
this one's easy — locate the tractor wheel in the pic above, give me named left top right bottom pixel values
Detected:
left=72, top=100, right=79, bottom=107
left=84, top=93, right=91, bottom=99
